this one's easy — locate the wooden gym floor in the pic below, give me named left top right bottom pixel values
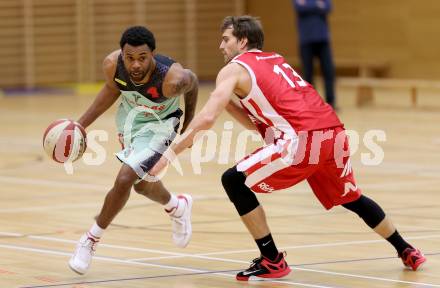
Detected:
left=0, top=84, right=439, bottom=287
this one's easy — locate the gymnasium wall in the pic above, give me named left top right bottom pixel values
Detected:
left=247, top=0, right=440, bottom=79
left=0, top=0, right=438, bottom=88
left=0, top=0, right=242, bottom=88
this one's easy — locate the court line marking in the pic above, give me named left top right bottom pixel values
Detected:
left=1, top=242, right=438, bottom=288
left=0, top=232, right=22, bottom=237
left=0, top=175, right=228, bottom=212
left=0, top=244, right=334, bottom=288
left=1, top=174, right=438, bottom=286
left=294, top=266, right=440, bottom=287
left=0, top=176, right=108, bottom=191
left=2, top=232, right=439, bottom=259
left=20, top=272, right=334, bottom=288
left=0, top=195, right=228, bottom=213
left=0, top=201, right=147, bottom=213
left=131, top=234, right=440, bottom=260
left=1, top=175, right=439, bottom=214
left=1, top=172, right=439, bottom=194
left=1, top=232, right=439, bottom=287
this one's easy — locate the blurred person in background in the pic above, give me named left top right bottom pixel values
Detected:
left=293, top=0, right=336, bottom=108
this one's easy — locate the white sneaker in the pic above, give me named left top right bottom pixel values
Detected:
left=168, top=194, right=193, bottom=248
left=68, top=233, right=99, bottom=275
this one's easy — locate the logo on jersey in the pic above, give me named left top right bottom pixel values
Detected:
left=340, top=158, right=352, bottom=178
left=255, top=54, right=282, bottom=61
left=343, top=182, right=358, bottom=197
left=132, top=93, right=141, bottom=104
left=258, top=182, right=275, bottom=193
left=147, top=87, right=159, bottom=98
left=114, top=78, right=127, bottom=86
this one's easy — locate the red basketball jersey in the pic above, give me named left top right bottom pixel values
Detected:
left=232, top=51, right=342, bottom=138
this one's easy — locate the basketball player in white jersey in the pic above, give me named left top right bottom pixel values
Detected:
left=68, top=26, right=198, bottom=275
left=150, top=16, right=426, bottom=280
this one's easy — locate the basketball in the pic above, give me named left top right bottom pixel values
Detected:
left=43, top=119, right=87, bottom=163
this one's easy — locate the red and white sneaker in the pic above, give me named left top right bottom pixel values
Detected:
left=68, top=232, right=99, bottom=275
left=400, top=247, right=426, bottom=271
left=236, top=252, right=291, bottom=281
left=166, top=194, right=193, bottom=248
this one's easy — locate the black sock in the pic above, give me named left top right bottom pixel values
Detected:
left=386, top=230, right=411, bottom=256
left=255, top=234, right=279, bottom=261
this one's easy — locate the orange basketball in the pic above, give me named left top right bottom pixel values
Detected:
left=43, top=119, right=87, bottom=163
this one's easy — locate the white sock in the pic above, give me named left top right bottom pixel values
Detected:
left=88, top=222, right=104, bottom=239
left=164, top=195, right=179, bottom=214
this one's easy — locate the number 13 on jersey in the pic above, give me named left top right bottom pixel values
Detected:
left=273, top=63, right=307, bottom=88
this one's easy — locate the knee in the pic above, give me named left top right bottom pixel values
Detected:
left=221, top=167, right=245, bottom=202
left=133, top=181, right=154, bottom=196
left=114, top=173, right=136, bottom=193
left=342, top=195, right=385, bottom=229
left=133, top=182, right=144, bottom=194
left=221, top=166, right=260, bottom=216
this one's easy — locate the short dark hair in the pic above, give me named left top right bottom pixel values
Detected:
left=120, top=26, right=156, bottom=51
left=221, top=15, right=264, bottom=50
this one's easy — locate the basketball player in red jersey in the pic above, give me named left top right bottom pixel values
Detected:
left=150, top=16, right=426, bottom=280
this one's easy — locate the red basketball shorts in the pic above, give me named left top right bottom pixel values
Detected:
left=236, top=127, right=361, bottom=209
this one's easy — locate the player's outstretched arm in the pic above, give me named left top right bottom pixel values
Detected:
left=77, top=55, right=121, bottom=129
left=173, top=64, right=239, bottom=154
left=149, top=64, right=238, bottom=176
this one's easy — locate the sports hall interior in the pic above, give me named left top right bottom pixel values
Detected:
left=0, top=0, right=439, bottom=287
